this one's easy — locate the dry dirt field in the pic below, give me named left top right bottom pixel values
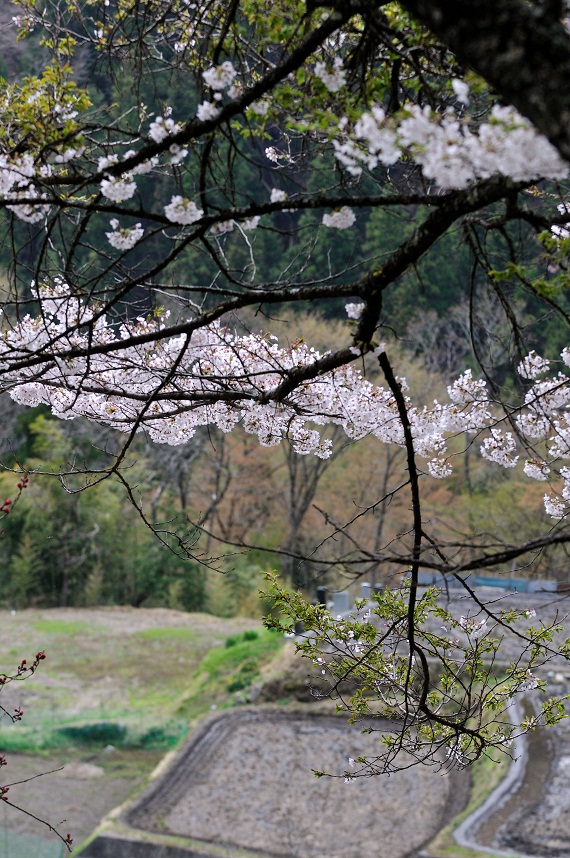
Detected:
left=126, top=708, right=469, bottom=858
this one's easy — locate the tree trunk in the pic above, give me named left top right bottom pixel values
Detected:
left=401, top=0, right=570, bottom=161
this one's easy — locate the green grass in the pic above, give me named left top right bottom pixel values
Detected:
left=201, top=628, right=280, bottom=674
left=176, top=627, right=284, bottom=720
left=0, top=609, right=285, bottom=856
left=0, top=610, right=280, bottom=756
left=0, top=711, right=188, bottom=753
left=0, top=619, right=284, bottom=754
left=33, top=620, right=94, bottom=636
left=134, top=627, right=197, bottom=642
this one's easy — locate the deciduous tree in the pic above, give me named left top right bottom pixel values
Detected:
left=1, top=0, right=570, bottom=771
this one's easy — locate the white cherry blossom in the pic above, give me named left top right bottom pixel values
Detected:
left=518, top=350, right=550, bottom=379
left=544, top=495, right=566, bottom=519
left=240, top=216, right=260, bottom=230
left=196, top=101, right=220, bottom=121
left=345, top=302, right=365, bottom=320
left=164, top=196, right=204, bottom=225
left=523, top=460, right=550, bottom=480
left=452, top=79, right=470, bottom=105
left=322, top=206, right=356, bottom=229
left=202, top=61, right=237, bottom=90
left=210, top=219, right=234, bottom=235
left=250, top=100, right=269, bottom=116
left=148, top=115, right=181, bottom=143
left=106, top=220, right=144, bottom=250
left=7, top=187, right=50, bottom=223
left=100, top=175, right=137, bottom=202
left=0, top=282, right=493, bottom=478
left=169, top=144, right=188, bottom=165
left=551, top=203, right=570, bottom=239
left=314, top=57, right=346, bottom=93
left=335, top=102, right=568, bottom=190
left=480, top=429, right=518, bottom=468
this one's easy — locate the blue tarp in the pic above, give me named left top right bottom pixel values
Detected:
left=415, top=570, right=557, bottom=592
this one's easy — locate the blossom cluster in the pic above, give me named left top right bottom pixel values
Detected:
left=100, top=176, right=137, bottom=203
left=105, top=219, right=144, bottom=250
left=322, top=206, right=356, bottom=230
left=164, top=195, right=204, bottom=225
left=345, top=302, right=365, bottom=321
left=0, top=69, right=566, bottom=245
left=0, top=104, right=179, bottom=232
left=4, top=284, right=570, bottom=522
left=203, top=61, right=237, bottom=91
left=2, top=281, right=498, bottom=467
left=458, top=615, right=487, bottom=640
left=196, top=101, right=220, bottom=121
left=480, top=428, right=518, bottom=468
left=332, top=102, right=568, bottom=189
left=196, top=61, right=239, bottom=120
left=513, top=347, right=570, bottom=518
left=314, top=58, right=346, bottom=93
left=148, top=114, right=182, bottom=143
left=0, top=153, right=51, bottom=223
left=551, top=204, right=570, bottom=239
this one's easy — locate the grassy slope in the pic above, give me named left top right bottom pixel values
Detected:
left=0, top=608, right=284, bottom=848
left=0, top=609, right=283, bottom=751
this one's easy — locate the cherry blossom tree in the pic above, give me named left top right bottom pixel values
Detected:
left=2, top=0, right=570, bottom=770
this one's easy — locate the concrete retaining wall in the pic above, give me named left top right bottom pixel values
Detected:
left=81, top=835, right=210, bottom=858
